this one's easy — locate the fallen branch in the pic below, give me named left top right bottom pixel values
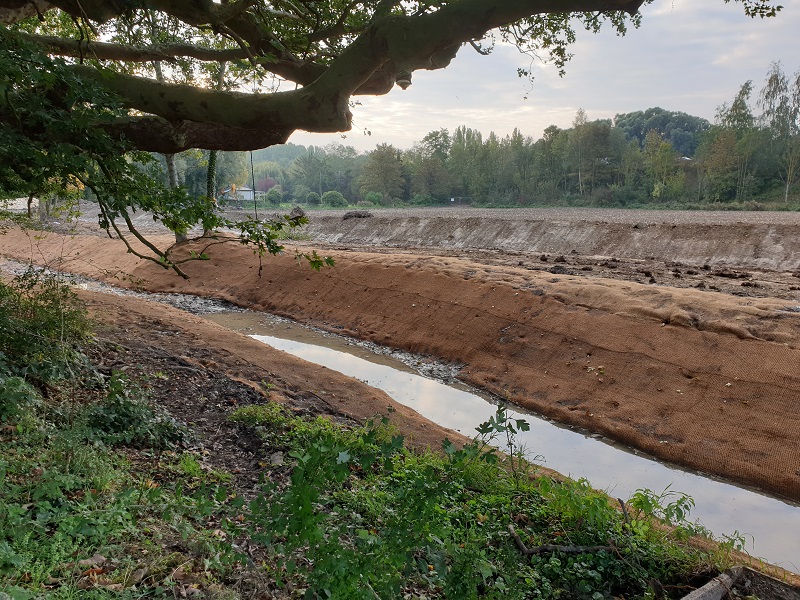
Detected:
left=508, top=524, right=614, bottom=556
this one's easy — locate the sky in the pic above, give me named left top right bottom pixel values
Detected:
left=288, top=0, right=800, bottom=152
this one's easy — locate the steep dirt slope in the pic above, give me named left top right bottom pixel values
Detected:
left=304, top=207, right=800, bottom=271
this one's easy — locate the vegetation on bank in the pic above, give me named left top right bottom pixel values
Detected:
left=1, top=269, right=748, bottom=599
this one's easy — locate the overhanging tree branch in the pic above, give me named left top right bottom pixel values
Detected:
left=0, top=0, right=784, bottom=155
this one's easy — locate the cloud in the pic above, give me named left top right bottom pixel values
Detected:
left=290, top=0, right=800, bottom=152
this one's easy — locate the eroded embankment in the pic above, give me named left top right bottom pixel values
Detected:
left=304, top=208, right=800, bottom=271
left=2, top=227, right=799, bottom=501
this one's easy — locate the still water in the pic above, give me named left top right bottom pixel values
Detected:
left=208, top=312, right=800, bottom=573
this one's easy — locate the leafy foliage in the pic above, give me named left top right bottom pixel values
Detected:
left=78, top=372, right=190, bottom=449
left=0, top=276, right=242, bottom=596
left=236, top=403, right=727, bottom=599
left=0, top=28, right=334, bottom=278
left=0, top=268, right=90, bottom=386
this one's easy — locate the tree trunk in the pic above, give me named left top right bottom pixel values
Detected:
left=163, top=152, right=187, bottom=242
left=203, top=62, right=226, bottom=236
left=38, top=195, right=53, bottom=220
left=785, top=152, right=797, bottom=204
left=205, top=150, right=217, bottom=236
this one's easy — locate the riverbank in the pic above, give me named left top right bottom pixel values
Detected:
left=1, top=221, right=798, bottom=503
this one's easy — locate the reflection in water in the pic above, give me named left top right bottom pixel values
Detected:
left=251, top=333, right=800, bottom=573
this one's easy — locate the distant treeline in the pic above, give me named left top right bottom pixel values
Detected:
left=168, top=64, right=800, bottom=211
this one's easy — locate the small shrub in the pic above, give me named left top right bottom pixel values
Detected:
left=79, top=372, right=189, bottom=449
left=0, top=268, right=90, bottom=384
left=321, top=190, right=348, bottom=207
left=266, top=186, right=283, bottom=206
left=0, top=374, right=40, bottom=423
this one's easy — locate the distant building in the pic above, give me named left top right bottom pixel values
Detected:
left=237, top=185, right=255, bottom=201
left=220, top=185, right=256, bottom=204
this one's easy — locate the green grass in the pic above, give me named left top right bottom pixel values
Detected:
left=0, top=384, right=738, bottom=599
left=232, top=403, right=734, bottom=599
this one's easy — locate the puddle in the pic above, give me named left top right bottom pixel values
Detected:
left=207, top=311, right=800, bottom=573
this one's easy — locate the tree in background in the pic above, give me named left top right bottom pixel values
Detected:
left=535, top=125, right=570, bottom=200
left=570, top=109, right=589, bottom=195
left=420, top=129, right=453, bottom=163
left=252, top=144, right=309, bottom=169
left=505, top=128, right=536, bottom=204
left=700, top=81, right=759, bottom=203
left=580, top=118, right=622, bottom=197
left=405, top=128, right=454, bottom=203
left=267, top=187, right=284, bottom=206
left=758, top=63, right=800, bottom=203
left=614, top=108, right=711, bottom=157
left=253, top=161, right=286, bottom=194
left=448, top=126, right=485, bottom=201
left=238, top=87, right=797, bottom=210
left=359, top=144, right=405, bottom=204
left=643, top=130, right=680, bottom=200
left=321, top=191, right=348, bottom=207
left=292, top=150, right=330, bottom=198
left=412, top=156, right=452, bottom=203
left=324, top=144, right=363, bottom=200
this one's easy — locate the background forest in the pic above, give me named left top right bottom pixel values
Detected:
left=144, top=64, right=800, bottom=212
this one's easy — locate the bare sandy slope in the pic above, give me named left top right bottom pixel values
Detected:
left=2, top=223, right=799, bottom=502
left=304, top=207, right=800, bottom=272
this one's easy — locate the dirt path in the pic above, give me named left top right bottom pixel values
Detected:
left=1, top=211, right=799, bottom=502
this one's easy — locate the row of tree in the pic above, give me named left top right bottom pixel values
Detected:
left=148, top=64, right=799, bottom=210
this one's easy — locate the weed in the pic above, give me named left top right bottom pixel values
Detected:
left=239, top=404, right=727, bottom=599
left=78, top=372, right=190, bottom=449
left=178, top=453, right=204, bottom=479
left=0, top=268, right=90, bottom=386
left=629, top=485, right=700, bottom=537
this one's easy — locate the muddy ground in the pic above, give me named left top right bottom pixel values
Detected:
left=1, top=206, right=799, bottom=505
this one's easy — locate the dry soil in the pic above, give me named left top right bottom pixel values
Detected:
left=1, top=206, right=799, bottom=503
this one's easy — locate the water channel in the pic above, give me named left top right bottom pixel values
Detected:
left=5, top=260, right=796, bottom=574
left=208, top=311, right=800, bottom=574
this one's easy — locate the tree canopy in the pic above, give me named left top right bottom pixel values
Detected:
left=0, top=0, right=783, bottom=154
